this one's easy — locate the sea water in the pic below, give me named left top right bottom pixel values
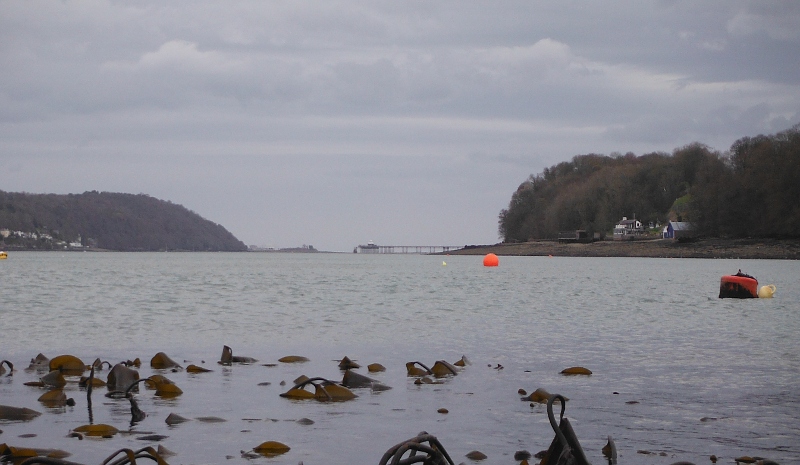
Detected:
left=1, top=252, right=798, bottom=465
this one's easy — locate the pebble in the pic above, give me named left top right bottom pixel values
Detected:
left=465, top=450, right=487, bottom=460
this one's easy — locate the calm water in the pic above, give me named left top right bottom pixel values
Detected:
left=1, top=252, right=798, bottom=465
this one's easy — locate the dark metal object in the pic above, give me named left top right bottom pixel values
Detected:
left=541, top=394, right=591, bottom=465
left=0, top=359, right=13, bottom=376
left=379, top=432, right=455, bottom=465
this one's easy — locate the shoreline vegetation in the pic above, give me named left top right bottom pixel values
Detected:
left=5, top=238, right=799, bottom=259
left=445, top=238, right=800, bottom=260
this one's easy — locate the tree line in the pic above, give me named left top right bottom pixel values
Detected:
left=498, top=124, right=800, bottom=242
left=0, top=191, right=248, bottom=251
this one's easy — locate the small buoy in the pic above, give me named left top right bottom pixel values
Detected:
left=442, top=261, right=446, bottom=266
left=758, top=284, right=776, bottom=298
left=483, top=253, right=499, bottom=267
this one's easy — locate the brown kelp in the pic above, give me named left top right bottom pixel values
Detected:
left=279, top=377, right=357, bottom=401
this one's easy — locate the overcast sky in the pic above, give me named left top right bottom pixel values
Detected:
left=2, top=1, right=798, bottom=251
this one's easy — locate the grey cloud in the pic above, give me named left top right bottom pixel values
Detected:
left=2, top=1, right=799, bottom=250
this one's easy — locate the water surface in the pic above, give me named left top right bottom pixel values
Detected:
left=1, top=252, right=798, bottom=464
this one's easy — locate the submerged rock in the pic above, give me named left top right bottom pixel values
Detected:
left=367, top=363, right=386, bottom=372
left=26, top=354, right=50, bottom=372
left=186, top=364, right=212, bottom=373
left=150, top=352, right=182, bottom=369
left=560, top=366, right=592, bottom=375
left=278, top=355, right=309, bottom=363
left=40, top=370, right=66, bottom=388
left=196, top=416, right=227, bottom=423
left=107, top=363, right=139, bottom=391
left=165, top=413, right=190, bottom=425
left=253, top=441, right=290, bottom=457
left=341, top=370, right=391, bottom=391
left=72, top=424, right=119, bottom=437
left=49, top=355, right=86, bottom=375
left=38, top=389, right=69, bottom=407
left=338, top=356, right=360, bottom=370
left=0, top=405, right=42, bottom=421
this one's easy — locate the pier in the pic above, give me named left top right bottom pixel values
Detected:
left=355, top=244, right=461, bottom=254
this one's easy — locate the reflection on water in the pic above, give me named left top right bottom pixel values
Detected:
left=1, top=252, right=799, bottom=464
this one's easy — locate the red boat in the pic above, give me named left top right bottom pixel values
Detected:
left=719, top=270, right=758, bottom=298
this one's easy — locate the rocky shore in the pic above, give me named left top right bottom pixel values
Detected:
left=447, top=238, right=800, bottom=260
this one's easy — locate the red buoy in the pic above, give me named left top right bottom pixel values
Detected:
left=719, top=270, right=758, bottom=298
left=483, top=253, right=499, bottom=267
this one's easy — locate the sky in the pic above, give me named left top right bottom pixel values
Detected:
left=2, top=1, right=799, bottom=252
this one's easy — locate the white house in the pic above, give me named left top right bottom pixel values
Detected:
left=613, top=217, right=644, bottom=241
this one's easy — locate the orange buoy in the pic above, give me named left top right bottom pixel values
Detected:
left=483, top=253, right=499, bottom=267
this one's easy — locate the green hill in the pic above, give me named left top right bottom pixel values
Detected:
left=499, top=124, right=800, bottom=241
left=0, top=191, right=247, bottom=252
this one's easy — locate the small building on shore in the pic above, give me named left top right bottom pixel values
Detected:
left=662, top=221, right=693, bottom=240
left=558, top=230, right=595, bottom=243
left=613, top=217, right=644, bottom=241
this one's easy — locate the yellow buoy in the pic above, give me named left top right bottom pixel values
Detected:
left=758, top=284, right=776, bottom=298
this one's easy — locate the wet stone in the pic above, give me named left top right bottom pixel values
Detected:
left=514, top=450, right=531, bottom=461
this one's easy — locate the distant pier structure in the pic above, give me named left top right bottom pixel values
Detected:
left=354, top=242, right=460, bottom=254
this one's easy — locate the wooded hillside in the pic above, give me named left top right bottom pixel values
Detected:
left=0, top=191, right=247, bottom=251
left=499, top=125, right=800, bottom=242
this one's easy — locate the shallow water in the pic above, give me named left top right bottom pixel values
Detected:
left=1, top=252, right=798, bottom=464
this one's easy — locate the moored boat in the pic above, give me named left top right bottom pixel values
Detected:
left=719, top=270, right=758, bottom=298
left=0, top=251, right=7, bottom=259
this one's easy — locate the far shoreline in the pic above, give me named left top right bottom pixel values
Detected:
left=442, top=238, right=800, bottom=260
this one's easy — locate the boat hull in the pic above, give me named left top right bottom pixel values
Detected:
left=719, top=275, right=758, bottom=298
